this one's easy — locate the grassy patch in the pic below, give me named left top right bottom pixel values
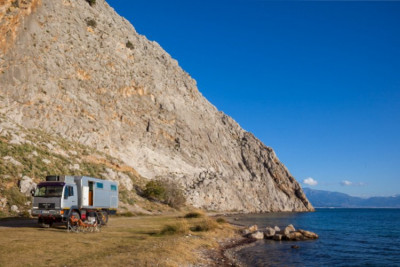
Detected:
left=116, top=211, right=135, bottom=217
left=190, top=218, right=220, bottom=232
left=159, top=219, right=189, bottom=235
left=4, top=187, right=27, bottom=207
left=0, top=214, right=239, bottom=266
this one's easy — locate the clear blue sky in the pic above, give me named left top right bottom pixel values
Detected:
left=107, top=0, right=400, bottom=197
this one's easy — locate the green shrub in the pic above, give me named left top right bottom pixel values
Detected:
left=143, top=180, right=186, bottom=209
left=184, top=211, right=203, bottom=219
left=159, top=220, right=189, bottom=235
left=143, top=180, right=165, bottom=200
left=190, top=218, right=219, bottom=232
left=86, top=0, right=96, bottom=6
left=216, top=217, right=227, bottom=224
left=86, top=18, right=97, bottom=28
left=126, top=40, right=134, bottom=50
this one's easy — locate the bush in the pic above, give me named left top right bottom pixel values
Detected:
left=184, top=211, right=203, bottom=219
left=163, top=181, right=186, bottom=209
left=86, top=18, right=97, bottom=28
left=143, top=180, right=165, bottom=200
left=86, top=0, right=96, bottom=6
left=160, top=220, right=189, bottom=235
left=143, top=180, right=186, bottom=209
left=126, top=40, right=134, bottom=50
left=190, top=218, right=219, bottom=232
left=216, top=217, right=227, bottom=224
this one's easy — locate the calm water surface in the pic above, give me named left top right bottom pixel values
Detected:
left=227, top=209, right=400, bottom=267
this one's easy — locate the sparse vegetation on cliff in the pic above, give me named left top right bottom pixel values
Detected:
left=86, top=18, right=97, bottom=28
left=85, top=0, right=96, bottom=7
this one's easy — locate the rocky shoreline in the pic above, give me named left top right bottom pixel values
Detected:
left=209, top=222, right=319, bottom=266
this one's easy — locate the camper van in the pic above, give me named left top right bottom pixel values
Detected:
left=31, top=175, right=118, bottom=227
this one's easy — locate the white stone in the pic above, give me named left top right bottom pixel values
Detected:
left=249, top=231, right=264, bottom=240
left=11, top=205, right=19, bottom=213
left=3, top=156, right=22, bottom=166
left=42, top=158, right=51, bottom=164
left=69, top=164, right=80, bottom=170
left=19, top=176, right=37, bottom=196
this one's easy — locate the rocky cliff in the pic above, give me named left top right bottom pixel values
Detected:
left=0, top=0, right=313, bottom=212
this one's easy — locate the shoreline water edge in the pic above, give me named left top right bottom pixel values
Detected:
left=208, top=212, right=319, bottom=267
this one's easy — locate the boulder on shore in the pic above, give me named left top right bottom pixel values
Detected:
left=249, top=231, right=264, bottom=240
left=241, top=224, right=259, bottom=236
left=264, top=227, right=276, bottom=238
left=282, top=224, right=296, bottom=235
left=298, top=229, right=319, bottom=239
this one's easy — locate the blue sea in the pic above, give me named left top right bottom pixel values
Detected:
left=227, top=209, right=400, bottom=267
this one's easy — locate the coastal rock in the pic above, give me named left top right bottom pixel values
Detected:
left=0, top=0, right=314, bottom=212
left=241, top=225, right=258, bottom=236
left=284, top=231, right=304, bottom=241
left=273, top=234, right=283, bottom=241
left=264, top=227, right=276, bottom=238
left=298, top=229, right=319, bottom=240
left=248, top=225, right=258, bottom=232
left=249, top=231, right=264, bottom=240
left=282, top=224, right=296, bottom=235
left=274, top=226, right=281, bottom=232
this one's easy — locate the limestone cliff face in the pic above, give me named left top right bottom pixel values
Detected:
left=0, top=0, right=313, bottom=212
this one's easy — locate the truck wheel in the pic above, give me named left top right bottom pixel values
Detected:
left=101, top=211, right=109, bottom=225
left=38, top=218, right=52, bottom=228
left=71, top=211, right=80, bottom=220
left=96, top=211, right=108, bottom=225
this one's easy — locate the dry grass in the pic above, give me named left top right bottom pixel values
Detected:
left=0, top=214, right=238, bottom=266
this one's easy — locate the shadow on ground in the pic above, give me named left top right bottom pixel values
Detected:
left=0, top=217, right=65, bottom=229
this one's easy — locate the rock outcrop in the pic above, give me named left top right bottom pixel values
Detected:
left=0, top=0, right=313, bottom=212
left=241, top=224, right=319, bottom=241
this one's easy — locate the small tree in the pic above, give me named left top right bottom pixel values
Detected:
left=143, top=180, right=165, bottom=200
left=86, top=18, right=97, bottom=28
left=126, top=40, right=134, bottom=50
left=143, top=179, right=186, bottom=209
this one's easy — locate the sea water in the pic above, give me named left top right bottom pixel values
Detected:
left=228, top=209, right=400, bottom=267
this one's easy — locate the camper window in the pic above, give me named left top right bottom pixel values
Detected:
left=64, top=186, right=69, bottom=199
left=96, top=183, right=104, bottom=189
left=69, top=186, right=74, bottom=196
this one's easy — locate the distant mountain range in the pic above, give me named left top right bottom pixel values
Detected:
left=303, top=188, right=400, bottom=208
